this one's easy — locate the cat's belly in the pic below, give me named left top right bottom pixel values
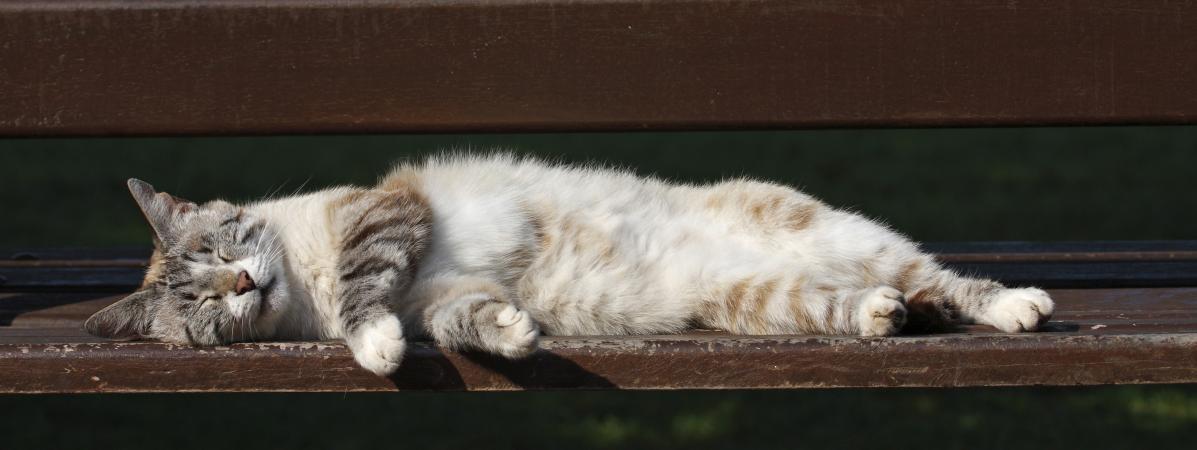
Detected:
left=515, top=210, right=736, bottom=336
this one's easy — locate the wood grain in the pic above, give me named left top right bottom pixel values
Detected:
left=3, top=243, right=1196, bottom=392
left=1, top=333, right=1193, bottom=392
left=3, top=0, right=1196, bottom=136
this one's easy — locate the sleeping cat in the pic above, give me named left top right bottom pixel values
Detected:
left=85, top=154, right=1054, bottom=376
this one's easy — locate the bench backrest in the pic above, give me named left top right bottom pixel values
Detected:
left=3, top=0, right=1196, bottom=136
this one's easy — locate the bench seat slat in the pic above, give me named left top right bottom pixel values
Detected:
left=1, top=287, right=1196, bottom=392
left=2, top=332, right=1194, bottom=392
left=7, top=288, right=1197, bottom=330
left=3, top=243, right=1195, bottom=392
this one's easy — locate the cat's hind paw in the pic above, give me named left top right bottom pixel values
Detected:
left=980, top=288, right=1054, bottom=333
left=857, top=286, right=907, bottom=337
left=492, top=304, right=540, bottom=359
left=347, top=315, right=407, bottom=376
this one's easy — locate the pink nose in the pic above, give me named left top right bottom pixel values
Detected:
left=235, top=270, right=256, bottom=295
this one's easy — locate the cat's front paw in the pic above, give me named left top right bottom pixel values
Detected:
left=492, top=304, right=540, bottom=359
left=347, top=315, right=407, bottom=376
left=857, top=286, right=907, bottom=337
left=979, top=288, right=1054, bottom=332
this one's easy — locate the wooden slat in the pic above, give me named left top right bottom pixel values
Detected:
left=1, top=332, right=1194, bottom=392
left=947, top=261, right=1197, bottom=288
left=8, top=288, right=1196, bottom=333
left=0, top=267, right=144, bottom=292
left=3, top=244, right=1196, bottom=392
left=2, top=0, right=1196, bottom=136
left=0, top=293, right=120, bottom=328
left=1, top=288, right=1195, bottom=391
left=2, top=247, right=151, bottom=261
left=922, top=241, right=1197, bottom=254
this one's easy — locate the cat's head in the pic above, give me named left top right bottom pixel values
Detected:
left=84, top=179, right=289, bottom=345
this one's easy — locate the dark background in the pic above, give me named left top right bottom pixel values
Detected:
left=1, top=127, right=1195, bottom=448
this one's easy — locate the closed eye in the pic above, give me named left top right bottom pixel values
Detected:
left=237, top=224, right=260, bottom=245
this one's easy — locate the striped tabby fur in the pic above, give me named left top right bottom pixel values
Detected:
left=86, top=154, right=1054, bottom=376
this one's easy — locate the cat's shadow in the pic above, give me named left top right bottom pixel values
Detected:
left=385, top=321, right=1084, bottom=389
left=388, top=344, right=615, bottom=390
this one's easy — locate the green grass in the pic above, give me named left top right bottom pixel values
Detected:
left=3, top=387, right=1197, bottom=450
left=2, top=127, right=1196, bottom=449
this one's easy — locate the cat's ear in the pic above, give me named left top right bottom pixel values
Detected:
left=127, top=178, right=196, bottom=244
left=83, top=288, right=156, bottom=340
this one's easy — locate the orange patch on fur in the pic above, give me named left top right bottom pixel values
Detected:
left=141, top=249, right=168, bottom=288
left=212, top=270, right=238, bottom=294
left=704, top=196, right=721, bottom=211
left=330, top=190, right=367, bottom=210
left=785, top=202, right=818, bottom=230
left=749, top=195, right=785, bottom=224
left=560, top=215, right=618, bottom=265
left=786, top=283, right=825, bottom=334
left=744, top=278, right=778, bottom=333
left=893, top=259, right=925, bottom=292
left=378, top=170, right=423, bottom=194
left=724, top=278, right=751, bottom=329
left=855, top=258, right=884, bottom=287
left=706, top=181, right=819, bottom=232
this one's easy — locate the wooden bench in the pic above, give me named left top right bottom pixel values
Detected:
left=2, top=0, right=1196, bottom=392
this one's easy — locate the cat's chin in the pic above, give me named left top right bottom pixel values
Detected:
left=255, top=279, right=276, bottom=315
left=251, top=276, right=291, bottom=330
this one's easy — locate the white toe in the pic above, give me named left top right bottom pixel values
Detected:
left=348, top=316, right=407, bottom=376
left=493, top=306, right=539, bottom=358
left=495, top=305, right=522, bottom=327
left=981, top=288, right=1055, bottom=333
left=858, top=287, right=906, bottom=337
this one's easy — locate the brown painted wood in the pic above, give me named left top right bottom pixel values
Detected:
left=1, top=332, right=1193, bottom=392
left=3, top=0, right=1196, bottom=136
left=3, top=244, right=1196, bottom=391
left=0, top=259, right=148, bottom=268
left=936, top=251, right=1197, bottom=263
left=8, top=288, right=1197, bottom=334
left=923, top=241, right=1197, bottom=258
left=0, top=287, right=1195, bottom=391
left=0, top=293, right=121, bottom=328
left=0, top=266, right=146, bottom=292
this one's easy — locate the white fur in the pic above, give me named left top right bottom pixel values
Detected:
left=493, top=304, right=539, bottom=358
left=404, top=154, right=934, bottom=336
left=248, top=189, right=355, bottom=340
left=241, top=154, right=1051, bottom=353
left=345, top=315, right=406, bottom=376
left=857, top=286, right=906, bottom=337
left=978, top=288, right=1054, bottom=332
